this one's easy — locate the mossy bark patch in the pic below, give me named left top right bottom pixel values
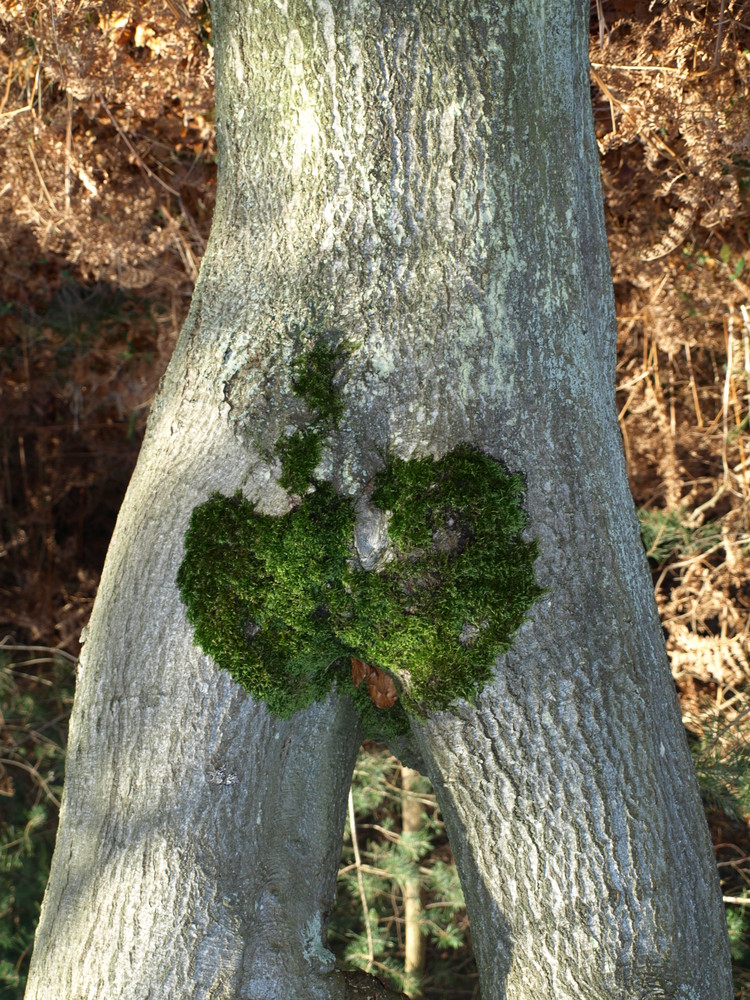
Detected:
left=176, top=483, right=355, bottom=717
left=340, top=445, right=545, bottom=713
left=277, top=428, right=323, bottom=495
left=177, top=444, right=544, bottom=732
left=289, top=341, right=346, bottom=425
left=276, top=338, right=348, bottom=494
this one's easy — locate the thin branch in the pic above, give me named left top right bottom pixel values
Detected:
left=0, top=640, right=78, bottom=663
left=594, top=0, right=609, bottom=49
left=348, top=787, right=374, bottom=971
left=97, top=93, right=206, bottom=253
left=590, top=62, right=682, bottom=72
left=64, top=91, right=73, bottom=214
left=338, top=861, right=393, bottom=880
left=713, top=0, right=728, bottom=68
left=0, top=757, right=60, bottom=809
left=97, top=93, right=180, bottom=199
left=0, top=56, right=13, bottom=114
left=162, top=0, right=193, bottom=26
left=48, top=0, right=67, bottom=87
left=27, top=139, right=57, bottom=210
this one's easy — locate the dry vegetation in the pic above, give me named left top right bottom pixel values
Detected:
left=592, top=3, right=750, bottom=988
left=1, top=0, right=750, bottom=994
left=0, top=0, right=215, bottom=648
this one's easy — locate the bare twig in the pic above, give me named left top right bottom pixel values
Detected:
left=97, top=93, right=180, bottom=198
left=402, top=766, right=426, bottom=996
left=64, top=91, right=73, bottom=214
left=162, top=0, right=193, bottom=26
left=594, top=0, right=609, bottom=49
left=590, top=66, right=617, bottom=134
left=685, top=344, right=704, bottom=429
left=722, top=315, right=734, bottom=489
left=0, top=56, right=13, bottom=115
left=27, top=139, right=57, bottom=210
left=0, top=639, right=77, bottom=664
left=338, top=861, right=392, bottom=880
left=97, top=93, right=206, bottom=255
left=590, top=62, right=681, bottom=72
left=713, top=0, right=728, bottom=68
left=0, top=757, right=60, bottom=809
left=1, top=56, right=42, bottom=120
left=348, top=787, right=375, bottom=971
left=48, top=0, right=67, bottom=87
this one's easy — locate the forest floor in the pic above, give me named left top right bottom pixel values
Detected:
left=1, top=0, right=750, bottom=996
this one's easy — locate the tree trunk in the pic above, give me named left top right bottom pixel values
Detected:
left=23, top=376, right=363, bottom=998
left=26, top=1, right=732, bottom=998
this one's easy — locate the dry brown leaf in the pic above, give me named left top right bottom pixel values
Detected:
left=350, top=656, right=398, bottom=709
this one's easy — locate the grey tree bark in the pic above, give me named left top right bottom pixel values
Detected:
left=25, top=1, right=732, bottom=999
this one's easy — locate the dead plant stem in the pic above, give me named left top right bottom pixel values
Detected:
left=27, top=139, right=57, bottom=210
left=348, top=786, right=374, bottom=971
left=97, top=94, right=206, bottom=254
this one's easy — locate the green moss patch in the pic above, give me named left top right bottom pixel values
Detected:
left=275, top=339, right=347, bottom=494
left=289, top=341, right=346, bottom=425
left=176, top=483, right=356, bottom=717
left=277, top=428, right=323, bottom=495
left=178, top=442, right=543, bottom=734
left=340, top=445, right=544, bottom=713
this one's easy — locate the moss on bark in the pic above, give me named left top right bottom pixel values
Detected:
left=178, top=434, right=542, bottom=735
left=178, top=336, right=542, bottom=736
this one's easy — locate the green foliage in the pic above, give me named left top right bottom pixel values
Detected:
left=0, top=648, right=74, bottom=998
left=726, top=896, right=750, bottom=965
left=691, top=714, right=750, bottom=823
left=195, top=0, right=212, bottom=45
left=330, top=747, right=479, bottom=997
left=0, top=805, right=49, bottom=995
left=35, top=280, right=148, bottom=357
left=690, top=712, right=750, bottom=980
left=638, top=506, right=722, bottom=563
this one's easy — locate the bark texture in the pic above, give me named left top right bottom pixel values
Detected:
left=24, top=382, right=363, bottom=999
left=26, top=1, right=732, bottom=998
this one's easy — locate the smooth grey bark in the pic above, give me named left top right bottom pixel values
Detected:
left=24, top=392, right=363, bottom=998
left=26, top=1, right=732, bottom=999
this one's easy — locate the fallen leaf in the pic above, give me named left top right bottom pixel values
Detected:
left=367, top=667, right=398, bottom=709
left=351, top=656, right=368, bottom=687
left=351, top=656, right=398, bottom=708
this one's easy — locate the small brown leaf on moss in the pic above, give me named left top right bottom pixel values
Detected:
left=367, top=667, right=398, bottom=709
left=351, top=656, right=398, bottom=708
left=351, top=656, right=369, bottom=687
